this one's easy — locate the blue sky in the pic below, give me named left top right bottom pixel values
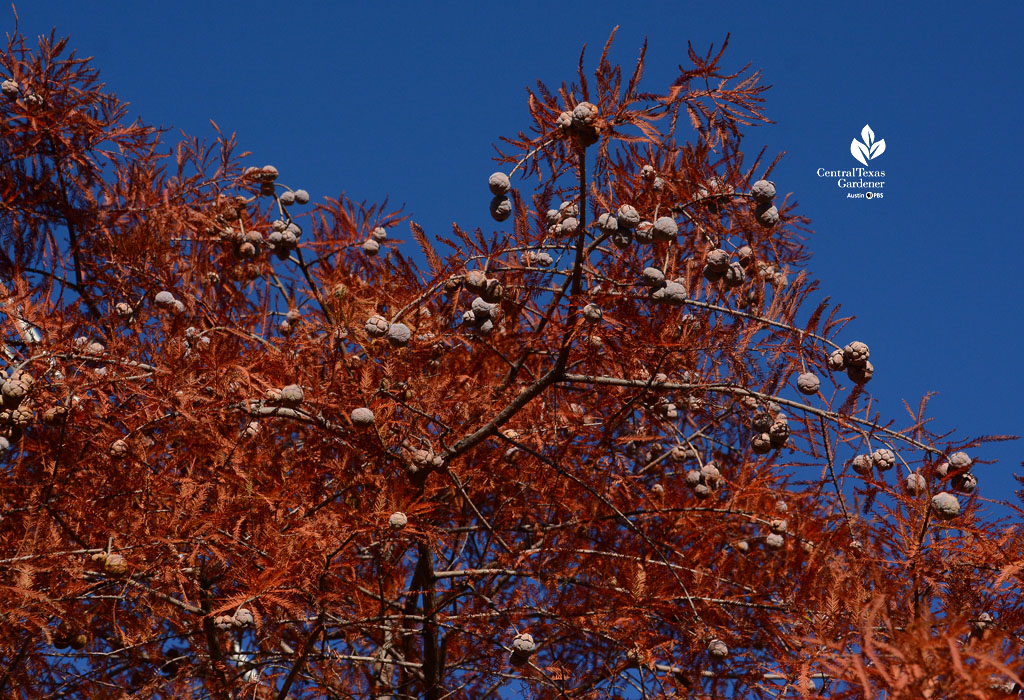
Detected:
left=16, top=2, right=1023, bottom=513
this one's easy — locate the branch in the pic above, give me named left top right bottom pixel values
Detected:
left=559, top=373, right=943, bottom=454
left=275, top=614, right=325, bottom=700
left=417, top=542, right=442, bottom=700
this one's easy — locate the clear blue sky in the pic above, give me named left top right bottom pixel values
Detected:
left=15, top=2, right=1023, bottom=514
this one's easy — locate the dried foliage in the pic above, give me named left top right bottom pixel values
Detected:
left=1, top=22, right=1022, bottom=700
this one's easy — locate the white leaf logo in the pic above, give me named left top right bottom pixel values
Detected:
left=861, top=124, right=875, bottom=147
left=850, top=124, right=885, bottom=165
left=850, top=139, right=870, bottom=166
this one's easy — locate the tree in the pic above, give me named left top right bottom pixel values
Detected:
left=0, top=22, right=1021, bottom=700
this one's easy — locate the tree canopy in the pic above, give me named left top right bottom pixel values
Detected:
left=0, top=26, right=1020, bottom=700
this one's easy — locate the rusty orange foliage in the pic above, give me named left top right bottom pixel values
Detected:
left=0, top=23, right=1021, bottom=700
